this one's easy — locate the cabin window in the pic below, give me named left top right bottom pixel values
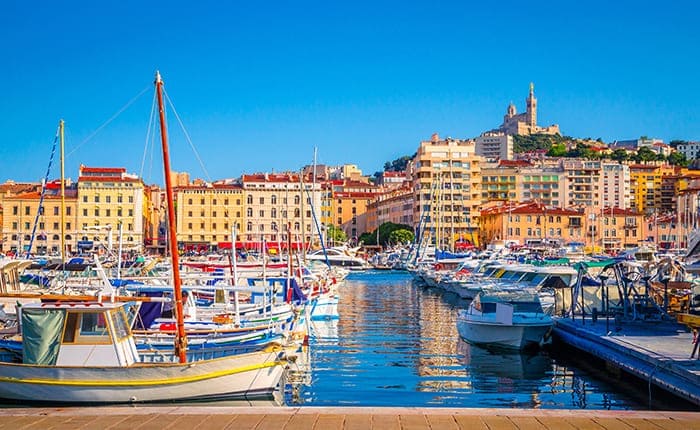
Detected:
left=63, top=311, right=111, bottom=344
left=481, top=303, right=497, bottom=313
left=110, top=310, right=130, bottom=340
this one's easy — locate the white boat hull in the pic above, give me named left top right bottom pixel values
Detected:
left=0, top=348, right=287, bottom=403
left=456, top=319, right=551, bottom=350
left=310, top=295, right=339, bottom=320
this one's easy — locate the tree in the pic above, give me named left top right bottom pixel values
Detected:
left=667, top=151, right=689, bottom=167
left=610, top=148, right=629, bottom=162
left=358, top=222, right=414, bottom=247
left=635, top=146, right=657, bottom=163
left=547, top=143, right=567, bottom=157
left=389, top=229, right=414, bottom=245
left=325, top=224, right=347, bottom=244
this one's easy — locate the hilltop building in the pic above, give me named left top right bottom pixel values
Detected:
left=475, top=132, right=513, bottom=161
left=491, top=83, right=560, bottom=136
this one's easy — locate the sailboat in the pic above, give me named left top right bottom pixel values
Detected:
left=0, top=72, right=292, bottom=404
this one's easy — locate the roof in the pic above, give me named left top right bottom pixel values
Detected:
left=79, top=166, right=126, bottom=174
left=480, top=201, right=583, bottom=217
left=498, top=160, right=532, bottom=167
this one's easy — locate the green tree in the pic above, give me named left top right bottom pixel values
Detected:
left=610, top=148, right=629, bottom=162
left=359, top=222, right=414, bottom=246
left=388, top=229, right=414, bottom=245
left=667, top=151, right=689, bottom=167
left=325, top=224, right=347, bottom=244
left=636, top=146, right=657, bottom=162
left=547, top=143, right=567, bottom=157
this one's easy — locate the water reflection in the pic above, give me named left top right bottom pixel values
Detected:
left=285, top=271, right=647, bottom=409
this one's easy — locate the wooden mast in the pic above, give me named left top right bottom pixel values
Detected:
left=154, top=71, right=187, bottom=363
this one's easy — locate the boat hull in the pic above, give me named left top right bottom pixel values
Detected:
left=0, top=348, right=287, bottom=403
left=456, top=319, right=551, bottom=350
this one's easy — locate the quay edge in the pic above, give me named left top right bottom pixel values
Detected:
left=553, top=317, right=700, bottom=407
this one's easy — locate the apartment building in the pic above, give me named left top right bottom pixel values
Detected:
left=1, top=181, right=78, bottom=255
left=175, top=182, right=244, bottom=252
left=76, top=166, right=145, bottom=251
left=411, top=134, right=483, bottom=248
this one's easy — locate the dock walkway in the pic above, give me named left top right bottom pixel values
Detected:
left=553, top=316, right=700, bottom=406
left=0, top=407, right=698, bottom=430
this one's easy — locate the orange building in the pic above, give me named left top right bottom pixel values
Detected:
left=479, top=201, right=585, bottom=247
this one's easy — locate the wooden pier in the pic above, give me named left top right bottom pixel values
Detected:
left=553, top=316, right=700, bottom=406
left=0, top=406, right=698, bottom=430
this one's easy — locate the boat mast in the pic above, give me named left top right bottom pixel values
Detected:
left=60, top=119, right=66, bottom=264
left=154, top=71, right=187, bottom=363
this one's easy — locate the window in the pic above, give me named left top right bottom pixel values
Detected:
left=188, top=198, right=193, bottom=205
left=247, top=195, right=253, bottom=204
left=117, top=196, right=123, bottom=203
left=54, top=206, right=59, bottom=215
left=53, top=222, right=59, bottom=230
left=259, top=197, right=264, bottom=204
left=128, top=209, right=133, bottom=216
left=259, top=210, right=265, bottom=217
left=271, top=208, right=277, bottom=218
left=117, top=209, right=123, bottom=217
left=247, top=208, right=253, bottom=217
left=106, top=196, right=111, bottom=203
left=83, top=209, right=88, bottom=216
left=94, top=195, right=100, bottom=203
left=82, top=196, right=88, bottom=203
left=212, top=199, right=217, bottom=205
left=294, top=196, right=300, bottom=205
left=12, top=222, right=17, bottom=229
left=271, top=195, right=277, bottom=204
left=200, top=198, right=204, bottom=205
left=94, top=209, right=99, bottom=216
left=62, top=312, right=110, bottom=344
left=25, top=207, right=30, bottom=215
left=66, top=223, right=71, bottom=230
left=66, top=207, right=71, bottom=215
left=106, top=209, right=111, bottom=216
left=212, top=211, right=217, bottom=217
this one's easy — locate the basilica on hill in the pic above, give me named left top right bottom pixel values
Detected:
left=495, top=83, right=560, bottom=136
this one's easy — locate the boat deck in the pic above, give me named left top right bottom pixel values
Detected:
left=553, top=316, right=700, bottom=406
left=0, top=406, right=698, bottom=430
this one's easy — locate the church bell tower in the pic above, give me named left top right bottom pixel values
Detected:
left=526, top=82, right=537, bottom=127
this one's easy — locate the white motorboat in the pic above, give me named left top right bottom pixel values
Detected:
left=456, top=287, right=553, bottom=350
left=305, top=246, right=369, bottom=270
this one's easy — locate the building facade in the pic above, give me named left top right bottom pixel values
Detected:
left=411, top=134, right=483, bottom=248
left=1, top=181, right=78, bottom=255
left=76, top=166, right=145, bottom=252
left=174, top=183, right=244, bottom=252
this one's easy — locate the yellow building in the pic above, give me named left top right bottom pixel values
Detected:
left=77, top=166, right=145, bottom=252
left=1, top=181, right=78, bottom=255
left=411, top=134, right=483, bottom=248
left=591, top=207, right=645, bottom=252
left=479, top=201, right=585, bottom=247
left=629, top=163, right=676, bottom=214
left=175, top=182, right=244, bottom=252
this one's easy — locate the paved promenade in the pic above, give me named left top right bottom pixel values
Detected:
left=0, top=407, right=697, bottom=430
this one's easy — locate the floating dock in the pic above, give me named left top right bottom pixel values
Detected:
left=0, top=406, right=698, bottom=430
left=553, top=316, right=700, bottom=406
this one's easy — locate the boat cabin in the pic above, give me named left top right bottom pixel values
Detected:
left=20, top=301, right=140, bottom=367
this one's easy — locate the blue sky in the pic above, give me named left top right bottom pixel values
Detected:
left=1, top=1, right=698, bottom=184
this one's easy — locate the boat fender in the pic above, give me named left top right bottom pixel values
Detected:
left=435, top=263, right=443, bottom=271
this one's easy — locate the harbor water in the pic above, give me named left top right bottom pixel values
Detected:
left=285, top=271, right=670, bottom=409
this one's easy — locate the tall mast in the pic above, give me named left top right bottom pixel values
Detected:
left=155, top=71, right=187, bottom=363
left=60, top=120, right=66, bottom=264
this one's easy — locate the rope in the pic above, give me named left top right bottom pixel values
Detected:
left=25, top=126, right=60, bottom=258
left=139, top=89, right=158, bottom=182
left=66, top=85, right=150, bottom=158
left=162, top=88, right=212, bottom=183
